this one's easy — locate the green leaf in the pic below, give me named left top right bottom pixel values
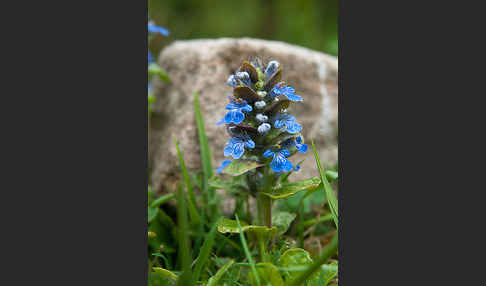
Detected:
left=272, top=211, right=297, bottom=235
left=262, top=177, right=321, bottom=199
left=174, top=137, right=201, bottom=225
left=176, top=183, right=193, bottom=286
left=287, top=234, right=338, bottom=286
left=249, top=263, right=284, bottom=286
left=318, top=261, right=338, bottom=286
left=277, top=248, right=318, bottom=286
left=235, top=215, right=261, bottom=286
left=311, top=139, right=338, bottom=228
left=217, top=218, right=277, bottom=237
left=208, top=175, right=248, bottom=192
left=222, top=160, right=263, bottom=176
left=193, top=219, right=219, bottom=282
left=150, top=268, right=177, bottom=286
left=148, top=207, right=158, bottom=223
left=148, top=63, right=169, bottom=82
left=150, top=193, right=175, bottom=208
left=325, top=170, right=338, bottom=182
left=206, top=259, right=235, bottom=286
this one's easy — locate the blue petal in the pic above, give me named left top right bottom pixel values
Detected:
left=270, top=157, right=283, bottom=172
left=296, top=143, right=308, bottom=153
left=224, top=144, right=234, bottom=157
left=245, top=138, right=255, bottom=149
left=285, top=120, right=302, bottom=134
left=284, top=93, right=303, bottom=102
left=274, top=119, right=284, bottom=129
left=296, top=136, right=303, bottom=144
left=280, top=149, right=291, bottom=157
left=263, top=149, right=274, bottom=158
left=148, top=23, right=169, bottom=36
left=241, top=104, right=252, bottom=112
left=283, top=159, right=293, bottom=172
left=232, top=111, right=245, bottom=124
left=232, top=143, right=245, bottom=159
left=217, top=160, right=232, bottom=174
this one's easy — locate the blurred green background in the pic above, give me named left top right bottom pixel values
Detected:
left=149, top=0, right=338, bottom=57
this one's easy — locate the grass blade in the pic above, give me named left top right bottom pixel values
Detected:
left=193, top=218, right=220, bottom=282
left=176, top=183, right=193, bottom=286
left=174, top=137, right=201, bottom=225
left=311, top=139, right=338, bottom=228
left=207, top=259, right=235, bottom=286
left=150, top=193, right=175, bottom=208
left=235, top=214, right=261, bottom=286
left=287, top=233, right=338, bottom=286
left=194, top=91, right=218, bottom=219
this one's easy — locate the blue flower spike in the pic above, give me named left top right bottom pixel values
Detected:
left=264, top=148, right=293, bottom=172
left=217, top=160, right=232, bottom=174
left=224, top=135, right=255, bottom=159
left=218, top=59, right=307, bottom=172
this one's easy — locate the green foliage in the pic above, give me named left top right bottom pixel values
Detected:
left=148, top=63, right=170, bottom=82
left=176, top=183, right=193, bottom=286
left=147, top=90, right=339, bottom=285
left=221, top=160, right=263, bottom=176
left=272, top=211, right=297, bottom=235
left=262, top=177, right=321, bottom=199
left=249, top=263, right=284, bottom=286
left=207, top=259, right=234, bottom=286
left=311, top=139, right=338, bottom=228
left=149, top=0, right=338, bottom=56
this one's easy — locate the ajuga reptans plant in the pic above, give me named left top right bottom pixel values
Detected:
left=216, top=59, right=308, bottom=227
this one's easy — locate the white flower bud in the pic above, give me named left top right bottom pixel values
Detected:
left=258, top=123, right=271, bottom=134
left=254, top=101, right=266, bottom=109
left=256, top=113, right=268, bottom=122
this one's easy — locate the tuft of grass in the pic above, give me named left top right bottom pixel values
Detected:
left=193, top=218, right=220, bottom=282
left=176, top=183, right=193, bottom=286
left=235, top=214, right=261, bottom=286
left=174, top=137, right=201, bottom=225
left=311, top=139, right=339, bottom=228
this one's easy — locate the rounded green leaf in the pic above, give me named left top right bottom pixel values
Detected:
left=262, top=177, right=321, bottom=199
left=249, top=263, right=284, bottom=286
left=272, top=211, right=297, bottom=235
left=277, top=248, right=319, bottom=285
left=222, top=160, right=263, bottom=176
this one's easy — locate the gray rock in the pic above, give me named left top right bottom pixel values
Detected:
left=150, top=38, right=338, bottom=193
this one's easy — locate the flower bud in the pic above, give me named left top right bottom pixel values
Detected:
left=258, top=123, right=271, bottom=134
left=254, top=101, right=266, bottom=109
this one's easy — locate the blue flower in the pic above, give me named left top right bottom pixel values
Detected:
left=224, top=135, right=255, bottom=159
left=216, top=160, right=232, bottom=174
left=148, top=23, right=169, bottom=36
left=270, top=83, right=303, bottom=101
left=282, top=135, right=308, bottom=153
left=217, top=100, right=253, bottom=125
left=295, top=136, right=308, bottom=153
left=264, top=148, right=293, bottom=172
left=274, top=114, right=302, bottom=134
